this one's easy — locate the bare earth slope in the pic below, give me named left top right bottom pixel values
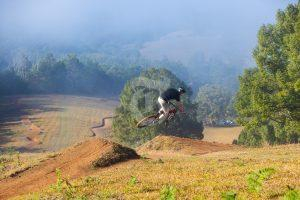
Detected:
left=0, top=138, right=138, bottom=199
left=137, top=135, right=232, bottom=156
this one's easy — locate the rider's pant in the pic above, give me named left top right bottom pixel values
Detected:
left=158, top=97, right=169, bottom=120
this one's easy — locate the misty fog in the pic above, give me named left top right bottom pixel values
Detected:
left=0, top=0, right=297, bottom=90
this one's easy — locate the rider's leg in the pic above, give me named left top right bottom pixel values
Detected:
left=158, top=97, right=169, bottom=120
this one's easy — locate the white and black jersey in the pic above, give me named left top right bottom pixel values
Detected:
left=160, top=88, right=181, bottom=102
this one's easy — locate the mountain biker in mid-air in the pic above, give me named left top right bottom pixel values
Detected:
left=136, top=87, right=186, bottom=128
left=157, top=87, right=186, bottom=121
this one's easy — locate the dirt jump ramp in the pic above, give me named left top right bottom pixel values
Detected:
left=0, top=138, right=139, bottom=199
left=137, top=135, right=232, bottom=155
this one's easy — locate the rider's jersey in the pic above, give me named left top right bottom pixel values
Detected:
left=160, top=88, right=181, bottom=102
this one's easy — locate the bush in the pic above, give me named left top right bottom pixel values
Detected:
left=238, top=128, right=262, bottom=146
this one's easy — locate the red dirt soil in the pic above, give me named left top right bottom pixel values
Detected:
left=0, top=138, right=136, bottom=199
left=137, top=135, right=233, bottom=155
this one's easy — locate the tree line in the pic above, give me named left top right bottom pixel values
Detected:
left=0, top=54, right=140, bottom=97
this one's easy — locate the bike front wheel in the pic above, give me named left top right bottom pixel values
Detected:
left=136, top=115, right=159, bottom=128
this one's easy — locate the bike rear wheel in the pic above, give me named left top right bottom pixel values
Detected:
left=136, top=115, right=159, bottom=128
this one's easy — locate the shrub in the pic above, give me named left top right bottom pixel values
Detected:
left=238, top=128, right=262, bottom=146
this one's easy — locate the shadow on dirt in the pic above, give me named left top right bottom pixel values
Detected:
left=0, top=95, right=65, bottom=152
left=0, top=95, right=64, bottom=124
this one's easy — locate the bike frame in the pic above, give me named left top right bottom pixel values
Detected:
left=165, top=101, right=178, bottom=120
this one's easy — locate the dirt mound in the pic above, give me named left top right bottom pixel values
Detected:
left=92, top=143, right=139, bottom=167
left=137, top=135, right=232, bottom=155
left=0, top=138, right=138, bottom=199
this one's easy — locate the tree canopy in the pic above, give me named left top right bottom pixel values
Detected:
left=235, top=3, right=300, bottom=146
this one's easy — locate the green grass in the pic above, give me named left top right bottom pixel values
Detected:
left=17, top=144, right=300, bottom=200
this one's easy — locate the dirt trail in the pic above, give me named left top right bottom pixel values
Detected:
left=90, top=116, right=116, bottom=137
left=0, top=138, right=137, bottom=199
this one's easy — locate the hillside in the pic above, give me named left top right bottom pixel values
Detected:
left=0, top=138, right=138, bottom=199
left=0, top=136, right=298, bottom=199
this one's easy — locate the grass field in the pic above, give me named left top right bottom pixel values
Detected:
left=16, top=143, right=300, bottom=200
left=0, top=95, right=118, bottom=152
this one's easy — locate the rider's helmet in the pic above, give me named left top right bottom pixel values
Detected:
left=178, top=87, right=186, bottom=94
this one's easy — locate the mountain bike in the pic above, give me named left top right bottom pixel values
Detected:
left=136, top=101, right=180, bottom=128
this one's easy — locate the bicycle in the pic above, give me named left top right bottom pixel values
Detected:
left=136, top=101, right=181, bottom=128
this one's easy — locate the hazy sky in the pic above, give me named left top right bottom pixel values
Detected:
left=0, top=0, right=297, bottom=66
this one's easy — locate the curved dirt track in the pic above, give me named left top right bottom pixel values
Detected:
left=90, top=116, right=117, bottom=137
left=0, top=138, right=137, bottom=199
